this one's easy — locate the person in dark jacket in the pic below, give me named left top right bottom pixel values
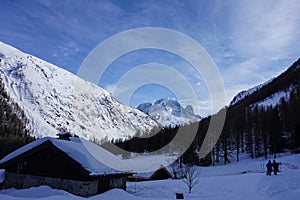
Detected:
left=273, top=160, right=279, bottom=175
left=266, top=160, right=273, bottom=176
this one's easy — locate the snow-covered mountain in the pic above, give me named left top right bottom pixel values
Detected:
left=137, top=98, right=201, bottom=127
left=229, top=79, right=273, bottom=107
left=229, top=58, right=300, bottom=109
left=0, top=42, right=160, bottom=141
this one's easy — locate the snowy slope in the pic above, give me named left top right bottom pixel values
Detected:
left=255, top=90, right=290, bottom=108
left=229, top=79, right=273, bottom=107
left=137, top=98, right=201, bottom=127
left=0, top=42, right=160, bottom=141
left=229, top=58, right=300, bottom=108
left=231, top=84, right=292, bottom=109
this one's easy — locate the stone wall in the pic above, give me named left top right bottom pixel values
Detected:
left=3, top=172, right=98, bottom=197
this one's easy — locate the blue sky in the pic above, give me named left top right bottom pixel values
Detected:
left=1, top=0, right=300, bottom=116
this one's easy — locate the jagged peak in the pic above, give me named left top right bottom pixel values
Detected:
left=137, top=98, right=201, bottom=127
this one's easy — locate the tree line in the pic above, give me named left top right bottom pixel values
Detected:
left=0, top=77, right=34, bottom=159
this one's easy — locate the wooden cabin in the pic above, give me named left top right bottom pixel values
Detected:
left=0, top=135, right=132, bottom=197
left=127, top=166, right=172, bottom=182
left=149, top=166, right=172, bottom=180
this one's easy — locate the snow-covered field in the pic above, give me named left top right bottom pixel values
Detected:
left=1, top=154, right=299, bottom=200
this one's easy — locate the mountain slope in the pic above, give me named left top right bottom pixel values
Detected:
left=229, top=58, right=300, bottom=109
left=229, top=79, right=273, bottom=107
left=0, top=42, right=160, bottom=141
left=137, top=98, right=201, bottom=127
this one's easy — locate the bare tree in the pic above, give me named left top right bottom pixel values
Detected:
left=168, top=159, right=180, bottom=179
left=182, top=165, right=200, bottom=193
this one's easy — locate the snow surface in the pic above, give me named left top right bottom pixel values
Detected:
left=137, top=98, right=201, bottom=127
left=0, top=187, right=144, bottom=200
left=1, top=154, right=299, bottom=199
left=255, top=90, right=290, bottom=108
left=0, top=41, right=160, bottom=141
left=251, top=84, right=296, bottom=108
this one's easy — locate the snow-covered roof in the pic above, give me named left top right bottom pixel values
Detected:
left=0, top=137, right=130, bottom=176
left=134, top=166, right=172, bottom=178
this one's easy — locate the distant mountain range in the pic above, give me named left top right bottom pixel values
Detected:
left=0, top=42, right=160, bottom=142
left=137, top=98, right=201, bottom=127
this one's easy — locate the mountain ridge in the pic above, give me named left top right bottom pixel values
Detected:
left=229, top=58, right=300, bottom=109
left=137, top=98, right=201, bottom=127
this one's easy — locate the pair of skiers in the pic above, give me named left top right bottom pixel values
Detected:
left=266, top=160, right=279, bottom=175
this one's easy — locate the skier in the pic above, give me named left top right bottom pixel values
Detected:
left=266, top=160, right=273, bottom=176
left=273, top=160, right=279, bottom=175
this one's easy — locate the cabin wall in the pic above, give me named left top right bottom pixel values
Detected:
left=3, top=172, right=98, bottom=197
left=97, top=177, right=127, bottom=193
left=3, top=172, right=128, bottom=197
left=110, top=177, right=127, bottom=189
